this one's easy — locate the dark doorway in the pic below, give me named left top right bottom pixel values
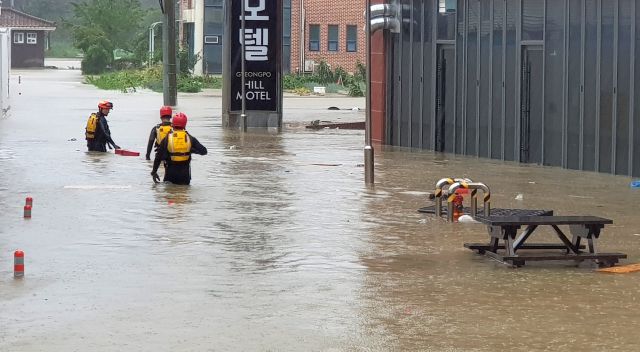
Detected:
left=520, top=45, right=543, bottom=163
left=435, top=44, right=455, bottom=153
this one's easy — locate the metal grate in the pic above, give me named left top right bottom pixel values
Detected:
left=417, top=205, right=552, bottom=218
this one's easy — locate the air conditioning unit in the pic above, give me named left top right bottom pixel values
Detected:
left=304, top=60, right=315, bottom=73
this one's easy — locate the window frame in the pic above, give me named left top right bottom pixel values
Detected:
left=346, top=25, right=357, bottom=52
left=309, top=24, right=320, bottom=51
left=26, top=32, right=37, bottom=44
left=13, top=32, right=24, bottom=44
left=327, top=25, right=339, bottom=52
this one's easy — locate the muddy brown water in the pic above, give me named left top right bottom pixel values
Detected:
left=0, top=69, right=639, bottom=351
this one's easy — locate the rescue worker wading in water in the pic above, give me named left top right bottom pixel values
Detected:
left=85, top=100, right=120, bottom=152
left=151, top=112, right=207, bottom=185
left=146, top=105, right=173, bottom=160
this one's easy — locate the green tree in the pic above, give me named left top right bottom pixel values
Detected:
left=69, top=0, right=144, bottom=52
left=66, top=0, right=145, bottom=73
left=20, top=0, right=70, bottom=19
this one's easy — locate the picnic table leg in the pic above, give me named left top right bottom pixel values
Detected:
left=489, top=238, right=499, bottom=253
left=504, top=226, right=524, bottom=266
left=551, top=225, right=580, bottom=254
left=570, top=224, right=614, bottom=267
left=586, top=226, right=614, bottom=267
left=487, top=226, right=501, bottom=253
left=504, top=227, right=518, bottom=257
left=588, top=236, right=598, bottom=253
left=586, top=226, right=601, bottom=254
left=571, top=235, right=582, bottom=254
left=513, top=225, right=538, bottom=252
left=569, top=224, right=595, bottom=254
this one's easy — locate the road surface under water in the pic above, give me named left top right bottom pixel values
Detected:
left=0, top=68, right=639, bottom=351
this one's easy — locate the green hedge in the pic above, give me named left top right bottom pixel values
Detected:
left=283, top=60, right=366, bottom=97
left=85, top=63, right=362, bottom=96
left=86, top=66, right=222, bottom=93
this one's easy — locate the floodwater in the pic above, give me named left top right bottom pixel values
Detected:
left=1, top=68, right=639, bottom=351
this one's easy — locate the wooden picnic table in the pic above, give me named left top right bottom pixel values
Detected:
left=464, top=215, right=626, bottom=267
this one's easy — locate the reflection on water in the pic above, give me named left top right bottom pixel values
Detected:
left=152, top=183, right=193, bottom=219
left=217, top=130, right=295, bottom=273
left=1, top=69, right=640, bottom=350
left=359, top=146, right=640, bottom=351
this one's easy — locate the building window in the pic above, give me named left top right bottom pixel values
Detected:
left=522, top=0, right=544, bottom=40
left=437, top=0, right=456, bottom=39
left=327, top=25, right=338, bottom=51
left=26, top=33, right=37, bottom=44
left=13, top=32, right=24, bottom=44
left=346, top=25, right=357, bottom=52
left=439, top=0, right=457, bottom=13
left=283, top=0, right=292, bottom=73
left=309, top=24, right=320, bottom=51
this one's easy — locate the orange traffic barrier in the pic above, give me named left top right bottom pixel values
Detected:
left=14, top=250, right=24, bottom=278
left=597, top=263, right=640, bottom=274
left=23, top=205, right=32, bottom=218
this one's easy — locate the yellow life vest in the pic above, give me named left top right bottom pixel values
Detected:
left=167, top=130, right=192, bottom=162
left=156, top=125, right=172, bottom=145
left=85, top=113, right=98, bottom=139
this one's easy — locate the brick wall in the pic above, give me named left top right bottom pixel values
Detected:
left=290, top=0, right=366, bottom=74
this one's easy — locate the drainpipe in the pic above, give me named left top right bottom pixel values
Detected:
left=364, top=2, right=400, bottom=185
left=369, top=3, right=400, bottom=34
left=370, top=4, right=395, bottom=18
left=300, top=0, right=305, bottom=74
left=370, top=16, right=400, bottom=33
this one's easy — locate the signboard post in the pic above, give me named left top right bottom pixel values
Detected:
left=223, top=0, right=283, bottom=129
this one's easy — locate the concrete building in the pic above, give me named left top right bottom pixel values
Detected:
left=179, top=0, right=365, bottom=75
left=370, top=0, right=640, bottom=177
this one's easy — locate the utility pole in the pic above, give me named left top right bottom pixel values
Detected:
left=162, top=0, right=177, bottom=106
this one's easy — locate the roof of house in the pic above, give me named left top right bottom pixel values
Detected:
left=0, top=8, right=56, bottom=31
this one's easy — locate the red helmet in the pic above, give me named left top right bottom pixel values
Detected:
left=160, top=105, right=172, bottom=117
left=172, top=112, right=187, bottom=129
left=98, top=100, right=113, bottom=110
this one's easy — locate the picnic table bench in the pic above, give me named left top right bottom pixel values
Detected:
left=464, top=215, right=626, bottom=267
